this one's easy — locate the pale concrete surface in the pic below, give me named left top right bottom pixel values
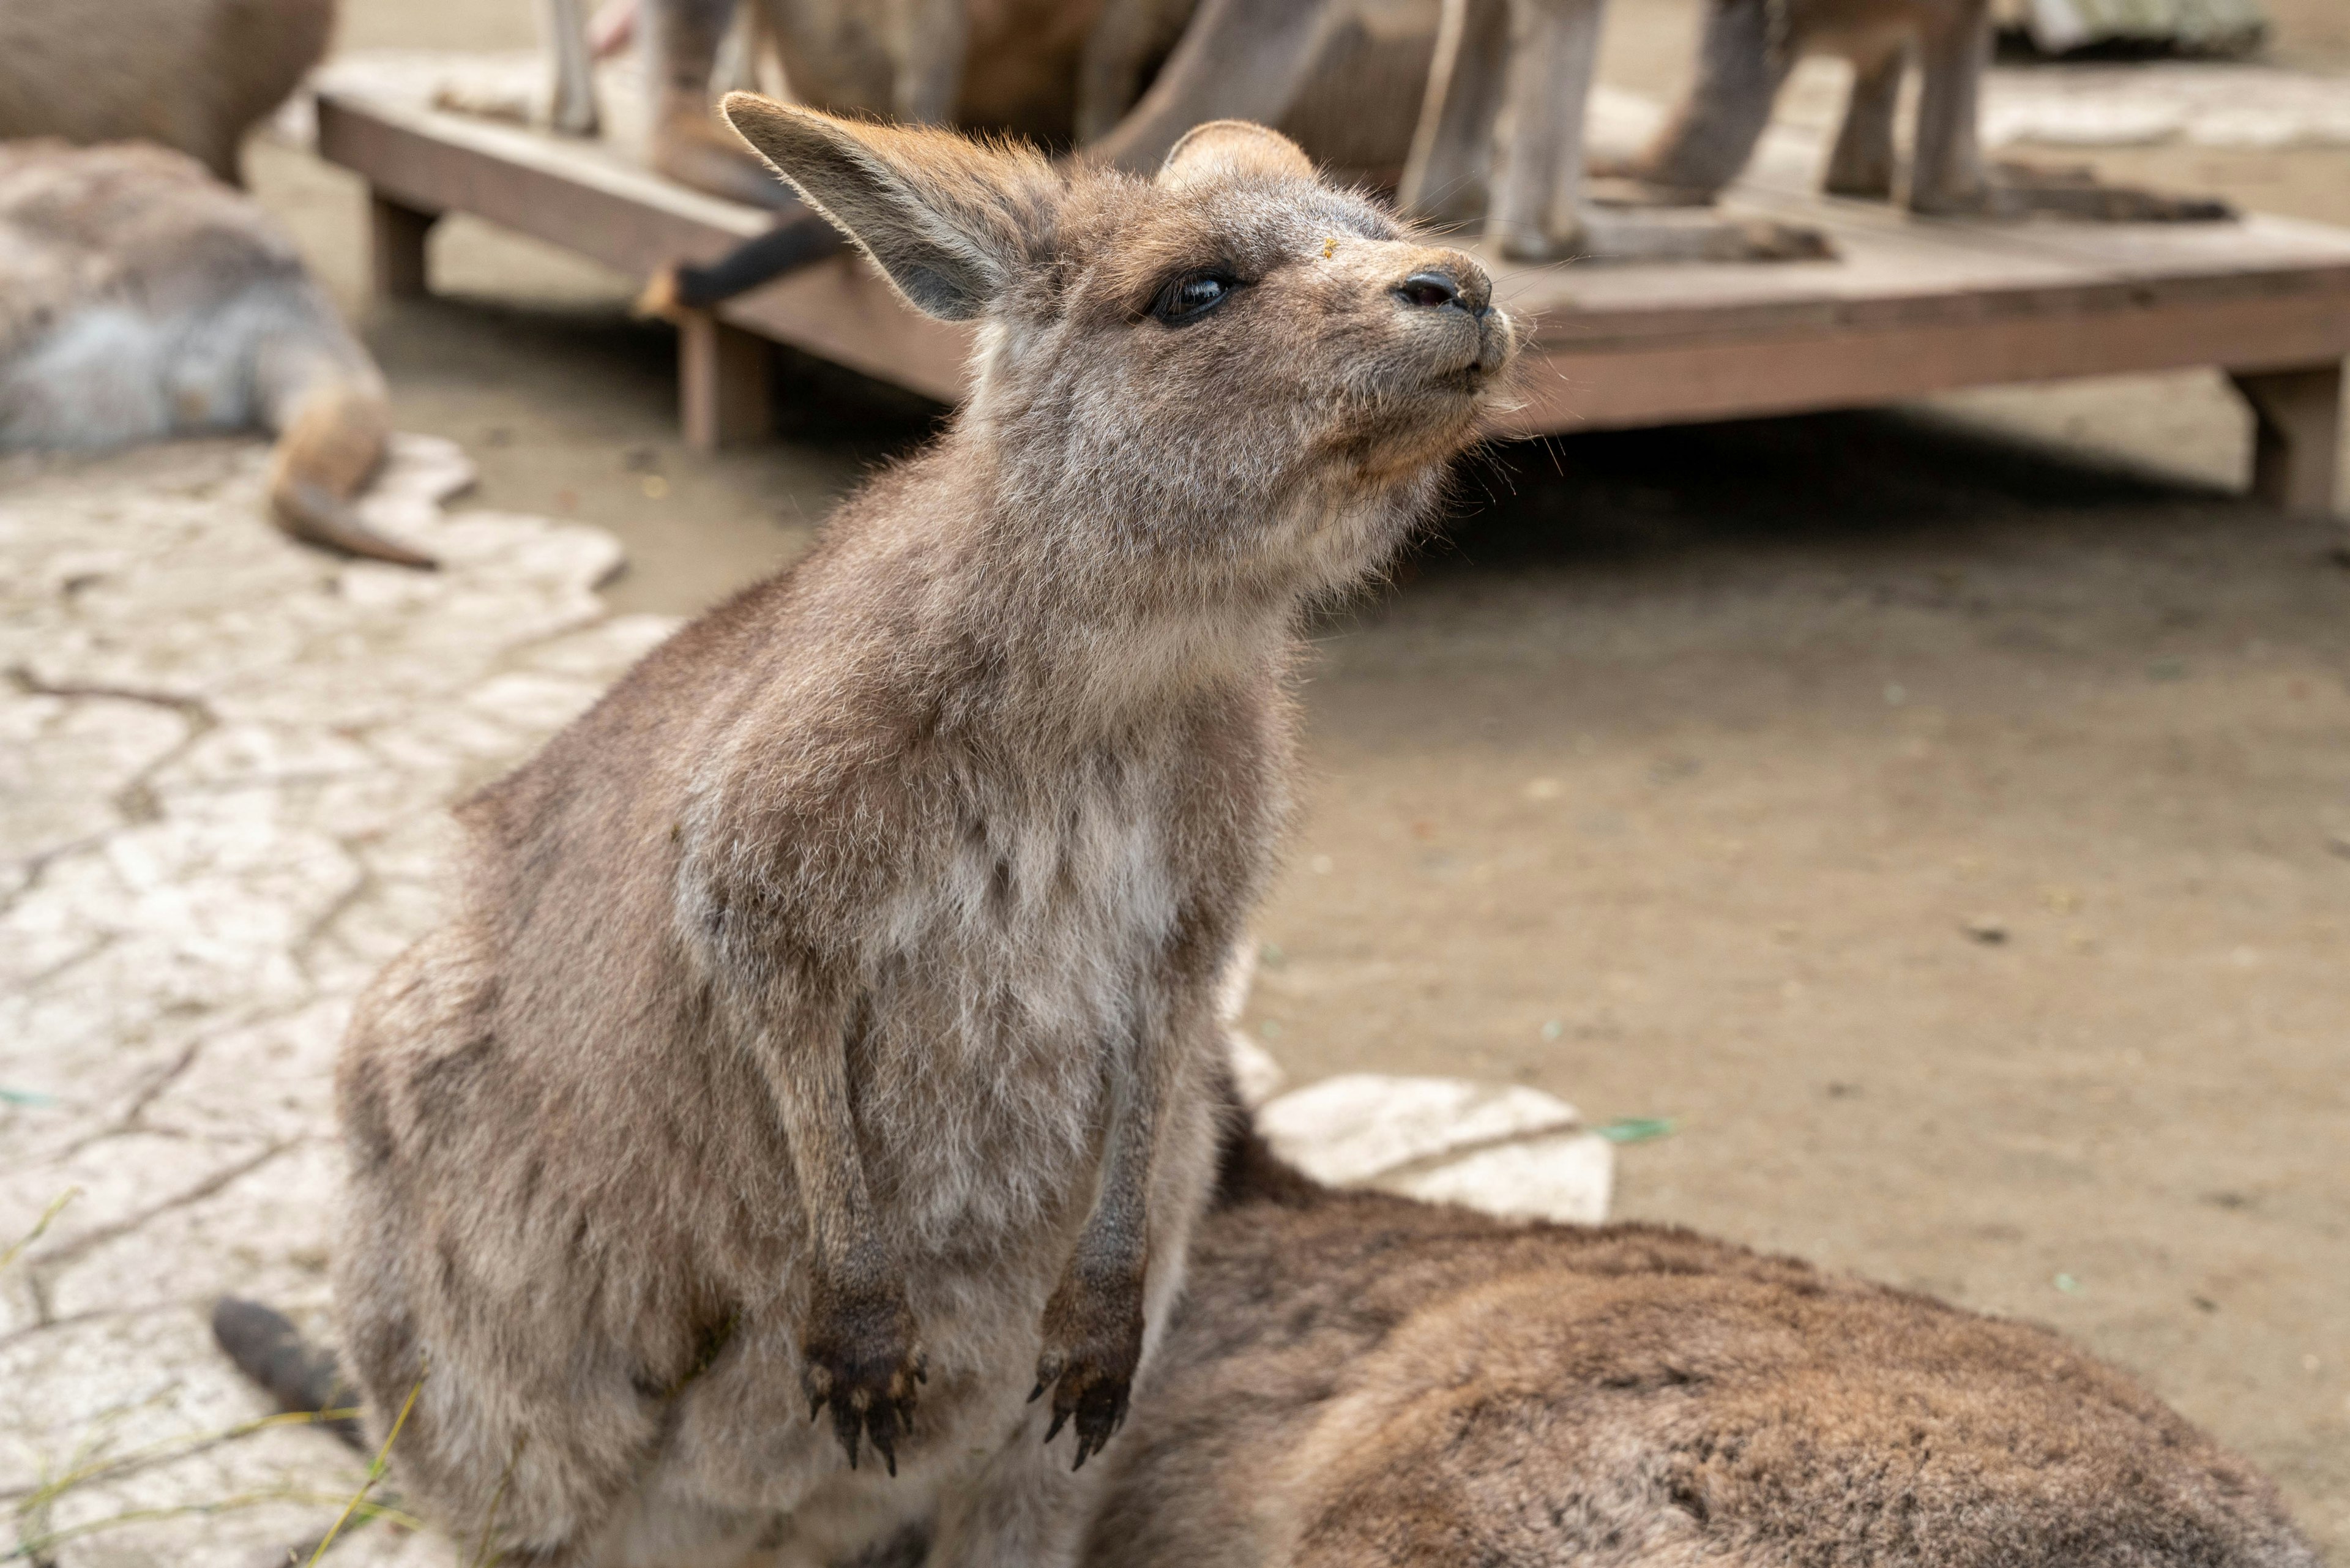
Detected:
left=0, top=436, right=674, bottom=1566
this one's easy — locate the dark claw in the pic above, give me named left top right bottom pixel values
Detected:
left=1028, top=1381, right=1045, bottom=1404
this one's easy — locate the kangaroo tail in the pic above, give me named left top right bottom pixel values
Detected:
left=266, top=379, right=435, bottom=569
left=211, top=1298, right=368, bottom=1452
left=1209, top=1068, right=1329, bottom=1213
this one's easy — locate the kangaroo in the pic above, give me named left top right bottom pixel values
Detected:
left=329, top=106, right=1515, bottom=1567
left=1608, top=0, right=2231, bottom=220
left=640, top=0, right=1108, bottom=207
left=0, top=0, right=334, bottom=185
left=1071, top=1122, right=2321, bottom=1567
left=223, top=1107, right=2326, bottom=1567
left=1087, top=0, right=1824, bottom=262
left=0, top=142, right=429, bottom=567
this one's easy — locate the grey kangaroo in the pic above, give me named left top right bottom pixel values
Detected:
left=1608, top=0, right=2230, bottom=220
left=328, top=106, right=1516, bottom=1567
left=1077, top=1126, right=2321, bottom=1567
left=0, top=141, right=427, bottom=566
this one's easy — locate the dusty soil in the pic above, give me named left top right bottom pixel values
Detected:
left=239, top=0, right=2350, bottom=1552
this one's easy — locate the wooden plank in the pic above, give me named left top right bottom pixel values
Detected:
left=367, top=192, right=437, bottom=301
left=310, top=73, right=2350, bottom=500
left=317, top=89, right=973, bottom=400
left=1508, top=290, right=2350, bottom=433
left=679, top=311, right=773, bottom=452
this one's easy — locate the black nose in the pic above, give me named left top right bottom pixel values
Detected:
left=1396, top=269, right=1488, bottom=316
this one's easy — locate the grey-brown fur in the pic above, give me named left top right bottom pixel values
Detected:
left=1077, top=1129, right=2322, bottom=1567
left=1614, top=0, right=2230, bottom=220
left=0, top=0, right=334, bottom=185
left=331, top=107, right=1515, bottom=1567
left=0, top=141, right=425, bottom=566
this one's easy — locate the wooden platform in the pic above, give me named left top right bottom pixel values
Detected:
left=315, top=81, right=2350, bottom=515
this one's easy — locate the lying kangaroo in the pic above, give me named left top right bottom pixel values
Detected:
left=224, top=1111, right=2324, bottom=1567
left=330, top=106, right=1514, bottom=1566
left=1610, top=0, right=2231, bottom=219
left=0, top=142, right=428, bottom=567
left=1073, top=1125, right=2321, bottom=1567
left=0, top=0, right=332, bottom=185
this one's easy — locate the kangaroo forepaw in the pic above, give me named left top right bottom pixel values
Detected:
left=802, top=1292, right=924, bottom=1477
left=1034, top=1271, right=1144, bottom=1471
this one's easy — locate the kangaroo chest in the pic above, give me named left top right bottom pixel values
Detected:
left=847, top=752, right=1198, bottom=1244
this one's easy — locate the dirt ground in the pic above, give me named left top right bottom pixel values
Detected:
left=241, top=0, right=2350, bottom=1553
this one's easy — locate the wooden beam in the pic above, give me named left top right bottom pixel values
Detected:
left=367, top=192, right=438, bottom=302
left=679, top=310, right=772, bottom=452
left=2231, top=364, right=2345, bottom=518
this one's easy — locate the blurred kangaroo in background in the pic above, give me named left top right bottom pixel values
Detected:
left=0, top=0, right=334, bottom=184
left=1073, top=1124, right=2323, bottom=1568
left=1607, top=0, right=2231, bottom=219
left=641, top=0, right=1112, bottom=206
left=0, top=143, right=428, bottom=567
left=328, top=105, right=1515, bottom=1567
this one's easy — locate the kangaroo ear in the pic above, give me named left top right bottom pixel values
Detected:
left=1157, top=120, right=1316, bottom=190
left=722, top=94, right=1060, bottom=321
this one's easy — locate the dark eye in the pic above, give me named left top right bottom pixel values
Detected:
left=1150, top=270, right=1238, bottom=324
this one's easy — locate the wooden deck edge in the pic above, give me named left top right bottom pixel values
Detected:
left=316, top=91, right=971, bottom=400
left=1504, top=289, right=2350, bottom=434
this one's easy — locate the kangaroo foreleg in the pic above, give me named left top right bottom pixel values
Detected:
left=756, top=987, right=925, bottom=1477
left=1031, top=936, right=1221, bottom=1469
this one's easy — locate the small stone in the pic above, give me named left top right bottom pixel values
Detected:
left=1963, top=916, right=2009, bottom=944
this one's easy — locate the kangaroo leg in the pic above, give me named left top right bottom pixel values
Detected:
left=1486, top=0, right=1827, bottom=263
left=1399, top=0, right=1511, bottom=228
left=647, top=0, right=794, bottom=206
left=1604, top=0, right=1791, bottom=204
left=544, top=0, right=604, bottom=136
left=890, top=0, right=970, bottom=125
left=1076, top=0, right=1193, bottom=146
left=752, top=985, right=927, bottom=1478
left=1823, top=42, right=1902, bottom=200
left=1907, top=0, right=1996, bottom=214
left=1086, top=0, right=1332, bottom=173
left=1484, top=0, right=1603, bottom=260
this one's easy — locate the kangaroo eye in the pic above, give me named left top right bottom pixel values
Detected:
left=1150, top=270, right=1237, bottom=324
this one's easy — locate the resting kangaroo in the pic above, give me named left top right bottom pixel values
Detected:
left=0, top=142, right=427, bottom=567
left=330, top=107, right=1515, bottom=1566
left=225, top=1111, right=2324, bottom=1567
left=1610, top=0, right=2231, bottom=220
left=1073, top=1125, right=2320, bottom=1568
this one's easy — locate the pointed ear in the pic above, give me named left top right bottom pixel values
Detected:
left=1157, top=120, right=1316, bottom=190
left=722, top=94, right=1060, bottom=321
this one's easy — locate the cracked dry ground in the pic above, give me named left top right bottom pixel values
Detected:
left=1, top=435, right=679, bottom=1567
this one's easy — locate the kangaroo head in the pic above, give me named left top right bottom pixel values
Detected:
left=724, top=98, right=1518, bottom=602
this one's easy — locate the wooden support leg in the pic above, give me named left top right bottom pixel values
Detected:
left=679, top=310, right=772, bottom=453
left=368, top=192, right=438, bottom=301
left=2230, top=363, right=2344, bottom=517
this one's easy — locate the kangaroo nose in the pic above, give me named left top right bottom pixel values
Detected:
left=1395, top=257, right=1490, bottom=316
